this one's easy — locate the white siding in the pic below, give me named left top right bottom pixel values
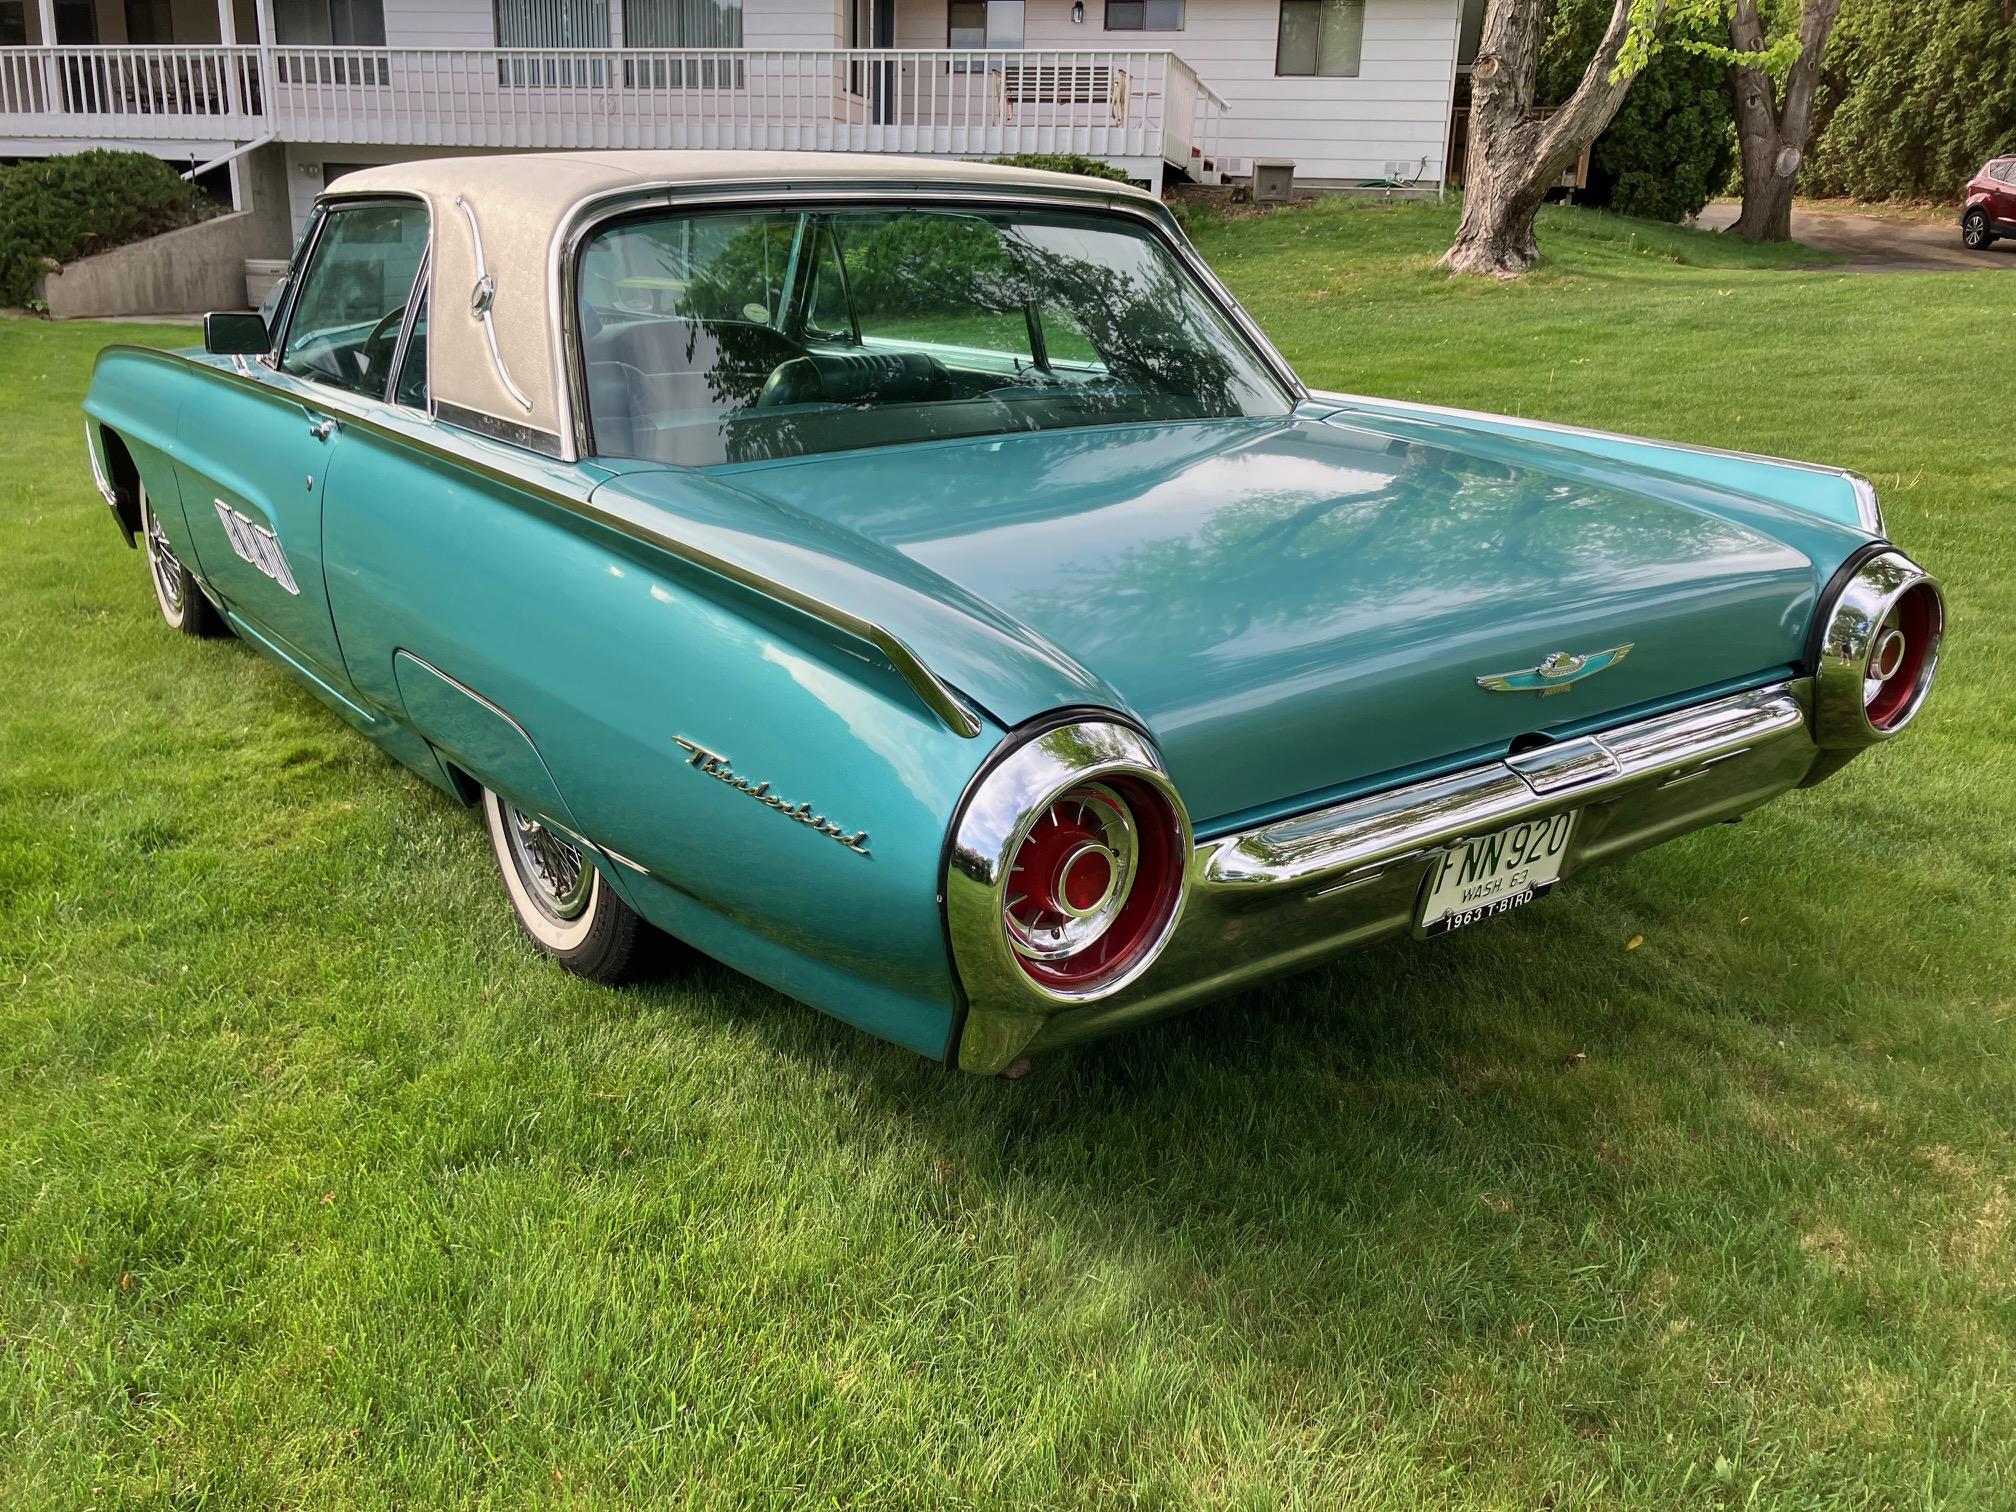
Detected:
left=743, top=0, right=847, bottom=48
left=384, top=0, right=497, bottom=48
left=894, top=0, right=1457, bottom=180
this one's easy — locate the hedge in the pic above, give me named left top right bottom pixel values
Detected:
left=0, top=150, right=217, bottom=308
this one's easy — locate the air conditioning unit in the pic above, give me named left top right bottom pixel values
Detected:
left=1251, top=158, right=1296, bottom=204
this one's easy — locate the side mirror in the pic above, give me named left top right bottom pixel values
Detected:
left=204, top=311, right=269, bottom=356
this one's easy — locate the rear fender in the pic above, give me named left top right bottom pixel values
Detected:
left=1310, top=391, right=1885, bottom=539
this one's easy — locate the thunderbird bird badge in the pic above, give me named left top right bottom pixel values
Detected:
left=1476, top=644, right=1634, bottom=696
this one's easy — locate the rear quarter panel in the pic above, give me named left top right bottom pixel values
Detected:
left=1314, top=392, right=1885, bottom=540
left=320, top=405, right=994, bottom=1060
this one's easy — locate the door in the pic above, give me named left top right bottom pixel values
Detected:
left=175, top=197, right=429, bottom=690
left=1993, top=161, right=2016, bottom=230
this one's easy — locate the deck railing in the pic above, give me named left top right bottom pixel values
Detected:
left=0, top=43, right=1226, bottom=172
left=0, top=46, right=265, bottom=140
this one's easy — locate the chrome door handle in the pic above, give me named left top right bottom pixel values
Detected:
left=307, top=416, right=338, bottom=442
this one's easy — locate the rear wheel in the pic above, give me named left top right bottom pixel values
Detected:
left=141, top=485, right=226, bottom=638
left=481, top=788, right=654, bottom=983
left=1963, top=208, right=1995, bottom=250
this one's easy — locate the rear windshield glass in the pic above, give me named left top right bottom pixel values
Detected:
left=575, top=205, right=1290, bottom=467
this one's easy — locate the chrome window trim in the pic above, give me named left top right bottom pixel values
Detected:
left=99, top=343, right=982, bottom=741
left=1311, top=388, right=1887, bottom=536
left=383, top=246, right=430, bottom=410
left=260, top=203, right=326, bottom=370
left=553, top=183, right=1308, bottom=465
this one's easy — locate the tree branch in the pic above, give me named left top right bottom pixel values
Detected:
left=1779, top=0, right=1842, bottom=144
left=1533, top=0, right=1657, bottom=180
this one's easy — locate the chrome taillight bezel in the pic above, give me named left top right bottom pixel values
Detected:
left=945, top=720, right=1192, bottom=1012
left=1813, top=549, right=1945, bottom=747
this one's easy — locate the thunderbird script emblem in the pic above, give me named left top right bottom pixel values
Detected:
left=1476, top=644, right=1633, bottom=696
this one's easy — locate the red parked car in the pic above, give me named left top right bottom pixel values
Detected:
left=1962, top=157, right=2016, bottom=250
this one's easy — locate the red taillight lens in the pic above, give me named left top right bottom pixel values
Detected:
left=1003, top=773, right=1185, bottom=993
left=1862, top=580, right=1941, bottom=732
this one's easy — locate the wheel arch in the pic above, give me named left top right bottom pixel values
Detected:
left=93, top=423, right=145, bottom=545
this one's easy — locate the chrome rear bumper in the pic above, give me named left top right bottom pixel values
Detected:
left=955, top=680, right=1827, bottom=1072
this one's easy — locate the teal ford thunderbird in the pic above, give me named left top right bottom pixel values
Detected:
left=82, top=151, right=1944, bottom=1074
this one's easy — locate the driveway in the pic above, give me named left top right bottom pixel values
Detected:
left=1690, top=201, right=2014, bottom=272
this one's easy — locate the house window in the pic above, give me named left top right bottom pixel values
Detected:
left=949, top=0, right=1022, bottom=50
left=275, top=0, right=386, bottom=45
left=623, top=0, right=742, bottom=48
left=274, top=0, right=388, bottom=83
left=494, top=0, right=607, bottom=46
left=1104, top=0, right=1183, bottom=30
left=0, top=1, right=26, bottom=45
left=621, top=0, right=744, bottom=87
left=123, top=0, right=172, bottom=43
left=1277, top=0, right=1363, bottom=77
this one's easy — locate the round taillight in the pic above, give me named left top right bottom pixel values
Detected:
left=1861, top=580, right=1941, bottom=732
left=1813, top=550, right=1944, bottom=748
left=1002, top=774, right=1185, bottom=992
left=944, top=722, right=1193, bottom=1065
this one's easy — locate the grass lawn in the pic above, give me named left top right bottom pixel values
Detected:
left=3, top=198, right=2013, bottom=1508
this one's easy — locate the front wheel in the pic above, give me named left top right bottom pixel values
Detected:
left=141, top=485, right=226, bottom=638
left=1963, top=208, right=1995, bottom=250
left=481, top=788, right=654, bottom=983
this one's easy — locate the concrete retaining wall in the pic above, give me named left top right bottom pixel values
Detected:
left=39, top=141, right=293, bottom=320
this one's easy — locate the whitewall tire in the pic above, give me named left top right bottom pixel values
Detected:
left=140, top=484, right=225, bottom=638
left=481, top=788, right=651, bottom=983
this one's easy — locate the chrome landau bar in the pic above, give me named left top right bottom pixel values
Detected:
left=983, top=681, right=1823, bottom=1066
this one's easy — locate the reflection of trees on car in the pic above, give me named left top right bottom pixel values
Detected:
left=577, top=207, right=1288, bottom=467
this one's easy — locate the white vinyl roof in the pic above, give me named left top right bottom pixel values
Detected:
left=320, top=152, right=1161, bottom=455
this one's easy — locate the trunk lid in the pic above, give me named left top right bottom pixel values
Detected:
left=706, top=412, right=1847, bottom=825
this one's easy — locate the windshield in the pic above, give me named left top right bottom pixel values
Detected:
left=575, top=205, right=1291, bottom=467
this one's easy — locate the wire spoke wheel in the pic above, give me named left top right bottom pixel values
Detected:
left=503, top=803, right=593, bottom=923
left=144, top=498, right=185, bottom=617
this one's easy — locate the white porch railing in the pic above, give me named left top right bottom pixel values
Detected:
left=0, top=44, right=1227, bottom=172
left=0, top=45, right=266, bottom=140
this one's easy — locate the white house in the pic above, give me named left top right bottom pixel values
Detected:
left=2, top=0, right=1468, bottom=241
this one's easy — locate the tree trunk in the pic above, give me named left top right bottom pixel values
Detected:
left=1441, top=0, right=1654, bottom=278
left=1727, top=0, right=1841, bottom=243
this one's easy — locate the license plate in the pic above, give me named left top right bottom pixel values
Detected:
left=1417, top=812, right=1577, bottom=937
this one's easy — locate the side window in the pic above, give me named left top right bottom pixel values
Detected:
left=280, top=200, right=429, bottom=397
left=393, top=286, right=429, bottom=409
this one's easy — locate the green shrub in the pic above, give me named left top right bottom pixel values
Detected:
left=1538, top=2, right=1734, bottom=223
left=986, top=153, right=1134, bottom=185
left=1805, top=0, right=2016, bottom=201
left=0, top=150, right=216, bottom=307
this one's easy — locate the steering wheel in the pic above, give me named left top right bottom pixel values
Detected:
left=359, top=303, right=406, bottom=389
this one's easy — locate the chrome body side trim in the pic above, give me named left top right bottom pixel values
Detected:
left=1847, top=474, right=1884, bottom=535
left=83, top=418, right=134, bottom=545
left=91, top=344, right=982, bottom=741
left=951, top=681, right=1828, bottom=1074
